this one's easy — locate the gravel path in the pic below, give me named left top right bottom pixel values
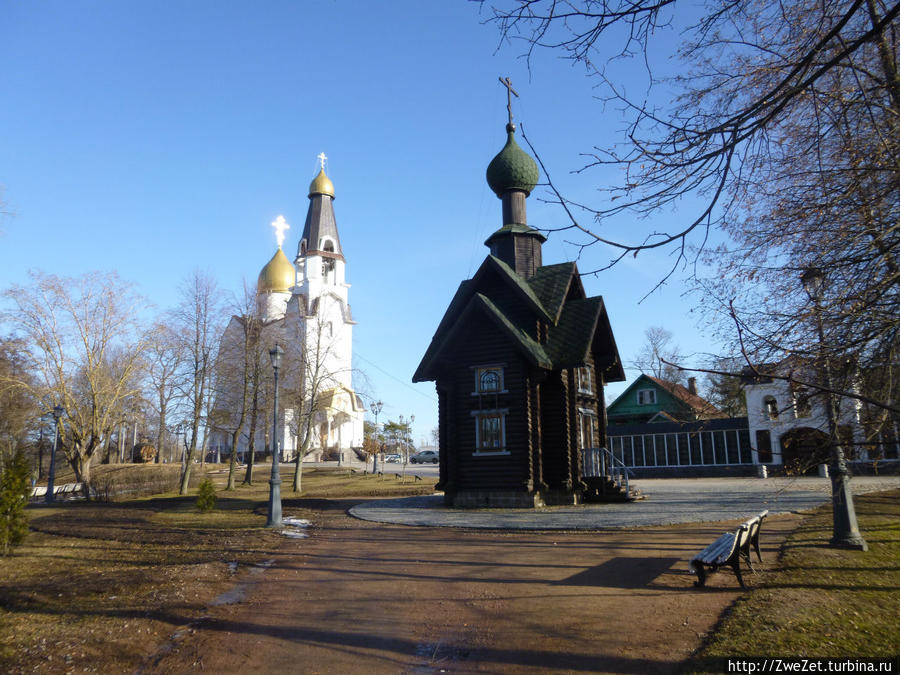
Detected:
left=350, top=475, right=900, bottom=529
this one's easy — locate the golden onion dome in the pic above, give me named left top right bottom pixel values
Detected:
left=257, top=247, right=295, bottom=293
left=308, top=167, right=335, bottom=199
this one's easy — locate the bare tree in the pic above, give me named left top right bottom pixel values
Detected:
left=210, top=283, right=268, bottom=490
left=0, top=337, right=38, bottom=464
left=0, top=272, right=149, bottom=491
left=144, top=321, right=185, bottom=464
left=283, top=313, right=349, bottom=494
left=485, top=0, right=899, bottom=412
left=172, top=271, right=224, bottom=495
left=633, top=326, right=685, bottom=384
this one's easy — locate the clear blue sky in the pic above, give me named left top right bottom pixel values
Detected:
left=0, top=1, right=723, bottom=445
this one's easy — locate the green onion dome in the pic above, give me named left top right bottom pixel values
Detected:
left=486, top=123, right=539, bottom=197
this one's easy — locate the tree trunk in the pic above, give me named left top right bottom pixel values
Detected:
left=293, top=417, right=314, bottom=492
left=70, top=447, right=93, bottom=500
left=179, top=446, right=194, bottom=494
left=226, top=425, right=242, bottom=490
left=156, top=403, right=166, bottom=464
left=244, top=395, right=259, bottom=485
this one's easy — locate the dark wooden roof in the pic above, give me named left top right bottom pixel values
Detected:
left=413, top=255, right=625, bottom=382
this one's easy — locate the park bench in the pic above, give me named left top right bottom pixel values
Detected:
left=690, top=510, right=768, bottom=588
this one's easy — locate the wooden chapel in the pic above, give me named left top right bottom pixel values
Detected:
left=413, top=89, right=626, bottom=507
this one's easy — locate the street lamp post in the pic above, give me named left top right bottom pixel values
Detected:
left=370, top=400, right=383, bottom=474
left=266, top=344, right=284, bottom=528
left=801, top=267, right=867, bottom=551
left=45, top=405, right=64, bottom=504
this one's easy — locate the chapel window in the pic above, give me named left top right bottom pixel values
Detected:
left=475, top=366, right=503, bottom=394
left=578, top=409, right=598, bottom=449
left=474, top=411, right=506, bottom=452
left=577, top=366, right=595, bottom=395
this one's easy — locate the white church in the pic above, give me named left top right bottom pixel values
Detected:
left=211, top=156, right=366, bottom=462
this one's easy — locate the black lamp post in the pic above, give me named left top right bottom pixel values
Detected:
left=801, top=267, right=867, bottom=551
left=45, top=405, right=64, bottom=504
left=266, top=344, right=284, bottom=528
left=370, top=399, right=383, bottom=474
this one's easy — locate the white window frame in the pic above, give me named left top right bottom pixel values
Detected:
left=471, top=409, right=509, bottom=455
left=577, top=366, right=595, bottom=395
left=577, top=408, right=598, bottom=449
left=637, top=388, right=657, bottom=405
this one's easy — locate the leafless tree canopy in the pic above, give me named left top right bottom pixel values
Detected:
left=0, top=337, right=38, bottom=463
left=633, top=326, right=686, bottom=384
left=486, top=0, right=899, bottom=419
left=0, top=271, right=150, bottom=487
left=171, top=270, right=224, bottom=494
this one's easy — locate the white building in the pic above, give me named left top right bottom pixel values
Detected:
left=212, top=158, right=365, bottom=462
left=743, top=366, right=864, bottom=471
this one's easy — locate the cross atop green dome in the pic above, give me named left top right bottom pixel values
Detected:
left=486, top=123, right=539, bottom=198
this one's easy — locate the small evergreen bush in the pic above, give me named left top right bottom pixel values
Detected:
left=0, top=449, right=32, bottom=555
left=195, top=477, right=217, bottom=512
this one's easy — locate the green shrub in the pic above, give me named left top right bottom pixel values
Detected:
left=0, top=450, right=32, bottom=555
left=195, top=477, right=217, bottom=512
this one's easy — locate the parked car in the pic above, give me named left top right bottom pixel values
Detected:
left=410, top=449, right=439, bottom=464
left=384, top=453, right=401, bottom=463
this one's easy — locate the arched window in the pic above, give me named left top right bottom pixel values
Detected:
left=321, top=238, right=335, bottom=253
left=763, top=396, right=779, bottom=420
left=480, top=370, right=500, bottom=392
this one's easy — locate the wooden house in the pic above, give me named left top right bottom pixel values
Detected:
left=606, top=374, right=726, bottom=425
left=413, top=120, right=625, bottom=507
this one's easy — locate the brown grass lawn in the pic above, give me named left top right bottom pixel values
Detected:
left=683, top=490, right=900, bottom=672
left=2, top=465, right=897, bottom=674
left=0, top=464, right=436, bottom=674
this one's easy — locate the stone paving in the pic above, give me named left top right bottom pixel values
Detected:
left=349, top=475, right=900, bottom=530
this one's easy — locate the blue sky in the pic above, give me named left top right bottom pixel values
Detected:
left=1, top=1, right=723, bottom=445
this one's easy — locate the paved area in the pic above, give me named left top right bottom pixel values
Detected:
left=350, top=475, right=900, bottom=529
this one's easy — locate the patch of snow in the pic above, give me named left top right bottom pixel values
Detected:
left=282, top=517, right=311, bottom=528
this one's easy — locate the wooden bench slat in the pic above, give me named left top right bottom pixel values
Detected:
left=690, top=509, right=767, bottom=589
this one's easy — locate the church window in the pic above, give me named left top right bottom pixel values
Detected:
left=637, top=388, right=657, bottom=405
left=577, top=366, right=595, bottom=395
left=473, top=410, right=507, bottom=452
left=756, top=430, right=773, bottom=463
left=322, top=258, right=335, bottom=283
left=763, top=396, right=779, bottom=420
left=321, top=238, right=335, bottom=253
left=578, top=409, right=598, bottom=449
left=791, top=386, right=812, bottom=418
left=300, top=240, right=307, bottom=256
left=475, top=366, right=504, bottom=394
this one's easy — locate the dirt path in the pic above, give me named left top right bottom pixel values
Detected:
left=144, top=501, right=801, bottom=674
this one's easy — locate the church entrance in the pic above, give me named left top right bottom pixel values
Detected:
left=780, top=427, right=831, bottom=475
